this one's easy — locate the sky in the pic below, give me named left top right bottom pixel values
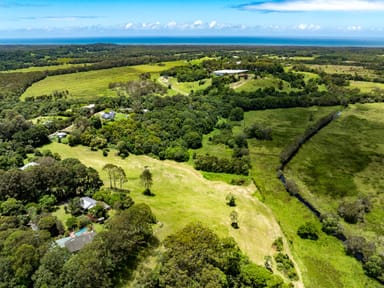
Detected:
left=1, top=0, right=384, bottom=38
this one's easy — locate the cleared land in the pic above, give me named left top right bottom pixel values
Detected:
left=238, top=106, right=378, bottom=288
left=285, top=103, right=384, bottom=251
left=21, top=61, right=185, bottom=100
left=4, top=63, right=91, bottom=73
left=349, top=80, right=384, bottom=93
left=42, top=142, right=285, bottom=266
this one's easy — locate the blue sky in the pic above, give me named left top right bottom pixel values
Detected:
left=1, top=0, right=384, bottom=38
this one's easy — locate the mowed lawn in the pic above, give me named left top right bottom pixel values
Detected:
left=43, top=142, right=283, bottom=265
left=21, top=61, right=186, bottom=100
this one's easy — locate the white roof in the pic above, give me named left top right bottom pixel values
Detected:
left=213, top=69, right=248, bottom=75
left=80, top=197, right=97, bottom=210
left=20, top=162, right=39, bottom=170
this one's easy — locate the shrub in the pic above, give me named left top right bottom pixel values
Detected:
left=297, top=222, right=319, bottom=240
left=226, top=193, right=236, bottom=207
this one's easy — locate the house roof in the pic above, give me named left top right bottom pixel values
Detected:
left=80, top=196, right=97, bottom=210
left=64, top=232, right=97, bottom=253
left=213, top=69, right=248, bottom=75
left=20, top=162, right=39, bottom=170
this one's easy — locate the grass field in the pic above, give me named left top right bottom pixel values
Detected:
left=310, top=64, right=377, bottom=79
left=21, top=61, right=186, bottom=100
left=240, top=106, right=379, bottom=288
left=4, top=63, right=91, bottom=73
left=285, top=103, right=384, bottom=251
left=234, top=75, right=288, bottom=92
left=158, top=76, right=212, bottom=96
left=42, top=142, right=286, bottom=267
left=349, top=80, right=384, bottom=93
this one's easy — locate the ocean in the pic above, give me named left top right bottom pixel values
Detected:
left=1, top=36, right=384, bottom=47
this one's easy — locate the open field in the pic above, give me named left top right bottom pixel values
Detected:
left=21, top=61, right=186, bottom=100
left=4, top=63, right=91, bottom=73
left=310, top=64, right=378, bottom=79
left=350, top=80, right=384, bottom=93
left=234, top=75, right=288, bottom=92
left=42, top=142, right=285, bottom=266
left=239, top=106, right=379, bottom=287
left=285, top=103, right=384, bottom=250
left=158, top=76, right=212, bottom=96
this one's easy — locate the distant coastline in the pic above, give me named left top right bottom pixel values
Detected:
left=1, top=36, right=384, bottom=47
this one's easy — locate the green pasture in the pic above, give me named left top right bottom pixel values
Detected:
left=285, top=103, right=384, bottom=248
left=158, top=76, right=212, bottom=96
left=4, top=63, right=91, bottom=73
left=241, top=106, right=376, bottom=287
left=310, top=64, right=377, bottom=79
left=234, top=76, right=288, bottom=92
left=349, top=80, right=384, bottom=93
left=42, top=142, right=284, bottom=266
left=21, top=61, right=185, bottom=100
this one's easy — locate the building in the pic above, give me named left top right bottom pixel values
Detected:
left=212, top=69, right=248, bottom=76
left=64, top=232, right=97, bottom=253
left=80, top=197, right=98, bottom=210
left=20, top=162, right=39, bottom=170
left=102, top=111, right=116, bottom=120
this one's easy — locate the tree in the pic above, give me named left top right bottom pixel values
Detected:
left=226, top=193, right=236, bottom=207
left=297, top=222, right=319, bottom=240
left=38, top=215, right=64, bottom=237
left=229, top=107, right=244, bottom=121
left=39, top=194, right=57, bottom=212
left=0, top=198, right=25, bottom=216
left=140, top=167, right=153, bottom=195
left=33, top=246, right=71, bottom=288
left=66, top=216, right=79, bottom=230
left=115, top=166, right=127, bottom=190
left=67, top=197, right=82, bottom=216
left=230, top=211, right=239, bottom=229
left=102, top=163, right=118, bottom=189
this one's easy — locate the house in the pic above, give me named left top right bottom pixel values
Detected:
left=20, top=162, right=39, bottom=170
left=64, top=232, right=97, bottom=253
left=102, top=111, right=116, bottom=120
left=57, top=132, right=67, bottom=139
left=80, top=196, right=97, bottom=210
left=55, top=230, right=97, bottom=253
left=80, top=196, right=111, bottom=211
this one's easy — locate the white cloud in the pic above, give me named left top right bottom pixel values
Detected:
left=209, top=20, right=217, bottom=29
left=296, top=23, right=321, bottom=30
left=240, top=0, right=384, bottom=12
left=166, top=21, right=177, bottom=28
left=124, top=22, right=133, bottom=30
left=192, top=20, right=204, bottom=28
left=346, top=25, right=363, bottom=31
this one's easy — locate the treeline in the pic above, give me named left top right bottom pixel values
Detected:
left=161, top=65, right=208, bottom=82
left=279, top=111, right=339, bottom=168
left=0, top=157, right=102, bottom=203
left=194, top=154, right=250, bottom=175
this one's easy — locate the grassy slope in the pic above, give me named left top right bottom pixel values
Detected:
left=4, top=63, right=91, bottom=73
left=43, top=142, right=284, bottom=266
left=241, top=106, right=379, bottom=288
left=285, top=103, right=384, bottom=252
left=21, top=61, right=185, bottom=100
